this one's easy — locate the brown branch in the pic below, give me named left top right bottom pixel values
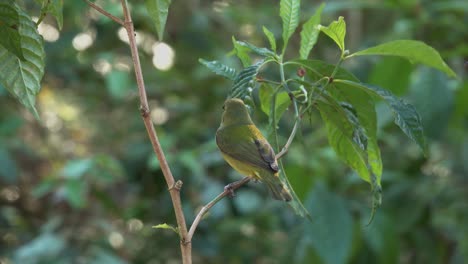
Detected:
left=187, top=177, right=251, bottom=241
left=85, top=0, right=125, bottom=26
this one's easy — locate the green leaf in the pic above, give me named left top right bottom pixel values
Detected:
left=287, top=59, right=359, bottom=81
left=199, top=59, right=236, bottom=80
left=349, top=40, right=456, bottom=78
left=145, top=0, right=172, bottom=40
left=233, top=40, right=276, bottom=58
left=303, top=184, right=353, bottom=264
left=316, top=93, right=371, bottom=182
left=299, top=3, right=325, bottom=59
left=0, top=3, right=45, bottom=119
left=280, top=0, right=301, bottom=52
left=0, top=0, right=25, bottom=60
left=64, top=179, right=87, bottom=208
left=230, top=61, right=262, bottom=99
left=0, top=148, right=18, bottom=184
left=319, top=16, right=346, bottom=52
left=259, top=84, right=291, bottom=122
left=368, top=57, right=413, bottom=96
left=152, top=223, right=179, bottom=234
left=231, top=36, right=252, bottom=67
left=335, top=79, right=428, bottom=154
left=37, top=0, right=63, bottom=30
left=262, top=26, right=276, bottom=52
left=331, top=83, right=382, bottom=180
left=61, top=158, right=93, bottom=179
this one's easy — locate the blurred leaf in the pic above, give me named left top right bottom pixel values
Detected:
left=301, top=184, right=353, bottom=264
left=90, top=248, right=129, bottom=264
left=363, top=213, right=399, bottom=264
left=153, top=223, right=179, bottom=234
left=0, top=148, right=18, bottom=183
left=280, top=0, right=300, bottom=51
left=14, top=233, right=66, bottom=264
left=262, top=26, right=276, bottom=52
left=0, top=0, right=25, bottom=60
left=145, top=0, right=172, bottom=40
left=368, top=57, right=413, bottom=96
left=299, top=3, right=325, bottom=59
left=199, top=59, right=236, bottom=80
left=92, top=154, right=125, bottom=185
left=335, top=79, right=428, bottom=154
left=105, top=69, right=130, bottom=100
left=32, top=177, right=58, bottom=197
left=0, top=2, right=45, bottom=119
left=64, top=179, right=87, bottom=208
left=319, top=16, right=346, bottom=52
left=408, top=67, right=453, bottom=139
left=349, top=40, right=456, bottom=77
left=61, top=158, right=93, bottom=179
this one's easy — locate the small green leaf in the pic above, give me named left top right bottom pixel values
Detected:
left=145, top=0, right=172, bottom=40
left=299, top=3, right=325, bottom=59
left=349, top=40, right=456, bottom=77
left=259, top=84, right=291, bottom=122
left=153, top=223, right=179, bottom=234
left=319, top=16, right=346, bottom=52
left=0, top=2, right=45, bottom=119
left=64, top=179, right=87, bottom=208
left=230, top=61, right=262, bottom=99
left=231, top=36, right=252, bottom=67
left=262, top=26, right=276, bottom=52
left=280, top=0, right=301, bottom=52
left=199, top=59, right=236, bottom=80
left=234, top=40, right=276, bottom=58
left=61, top=158, right=93, bottom=179
left=37, top=0, right=63, bottom=30
left=0, top=0, right=25, bottom=60
left=0, top=148, right=18, bottom=184
left=335, top=79, right=428, bottom=154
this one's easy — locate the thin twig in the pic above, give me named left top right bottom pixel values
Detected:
left=187, top=177, right=251, bottom=241
left=85, top=0, right=125, bottom=25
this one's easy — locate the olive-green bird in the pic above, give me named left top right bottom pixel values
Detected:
left=216, top=98, right=292, bottom=201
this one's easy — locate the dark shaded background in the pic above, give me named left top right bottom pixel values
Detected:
left=1, top=0, right=467, bottom=263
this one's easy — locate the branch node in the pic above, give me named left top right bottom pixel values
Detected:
left=140, top=105, right=150, bottom=117
left=169, top=180, right=183, bottom=191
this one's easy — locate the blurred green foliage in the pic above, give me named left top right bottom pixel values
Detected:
left=1, top=0, right=467, bottom=263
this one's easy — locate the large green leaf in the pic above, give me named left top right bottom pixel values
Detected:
left=335, top=79, right=428, bottom=154
left=280, top=0, right=301, bottom=52
left=299, top=3, right=325, bottom=59
left=316, top=93, right=370, bottom=182
left=319, top=16, right=346, bottom=52
left=0, top=3, right=45, bottom=119
left=198, top=59, right=236, bottom=80
left=145, top=0, right=172, bottom=40
left=259, top=84, right=291, bottom=123
left=230, top=36, right=252, bottom=67
left=330, top=83, right=382, bottom=179
left=348, top=40, right=456, bottom=77
left=232, top=40, right=276, bottom=58
left=0, top=0, right=25, bottom=60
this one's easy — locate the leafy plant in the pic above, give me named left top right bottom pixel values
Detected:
left=201, top=0, right=456, bottom=221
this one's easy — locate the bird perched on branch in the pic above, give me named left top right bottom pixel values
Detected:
left=216, top=98, right=292, bottom=201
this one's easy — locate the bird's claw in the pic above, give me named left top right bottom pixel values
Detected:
left=224, top=183, right=236, bottom=198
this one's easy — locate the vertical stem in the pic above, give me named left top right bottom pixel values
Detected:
left=119, top=1, right=190, bottom=263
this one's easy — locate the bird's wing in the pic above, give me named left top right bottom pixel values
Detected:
left=216, top=125, right=278, bottom=173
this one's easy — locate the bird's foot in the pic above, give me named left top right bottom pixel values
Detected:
left=224, top=183, right=236, bottom=198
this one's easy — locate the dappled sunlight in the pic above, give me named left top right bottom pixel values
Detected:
left=37, top=23, right=60, bottom=42
left=72, top=31, right=96, bottom=51
left=152, top=42, right=175, bottom=71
